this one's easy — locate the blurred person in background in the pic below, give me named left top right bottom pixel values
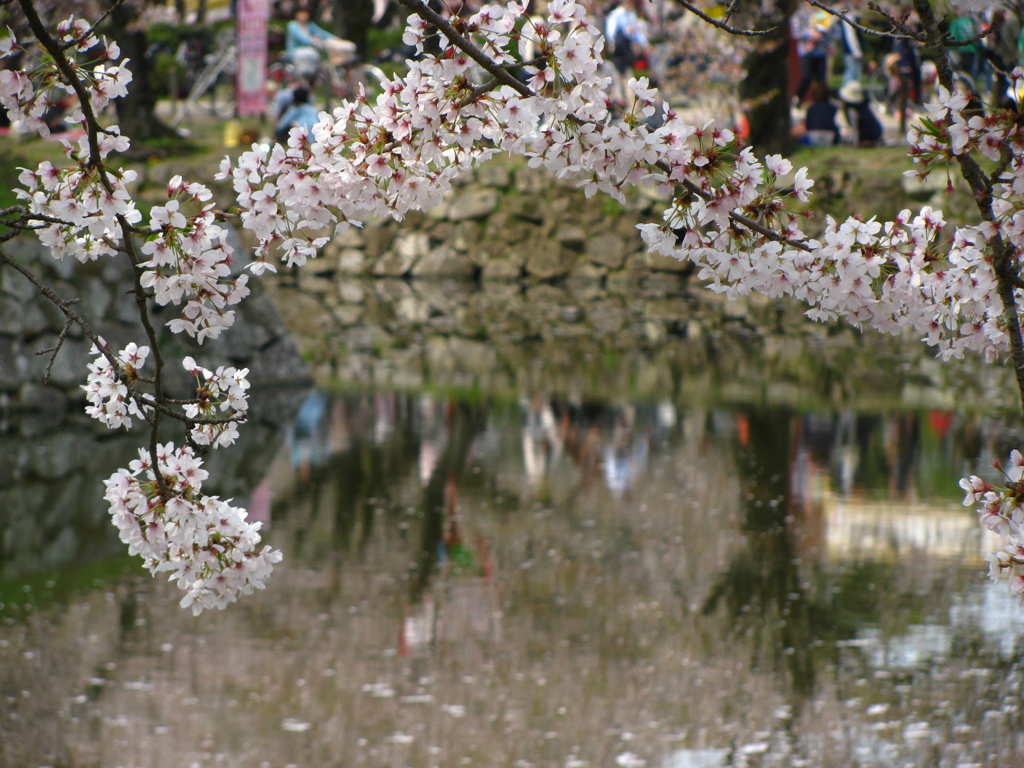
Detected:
left=604, top=0, right=651, bottom=108
left=286, top=2, right=356, bottom=77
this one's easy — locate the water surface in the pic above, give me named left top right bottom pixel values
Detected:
left=4, top=275, right=1024, bottom=767
left=3, top=377, right=1024, bottom=767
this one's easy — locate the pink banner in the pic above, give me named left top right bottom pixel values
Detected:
left=237, top=0, right=269, bottom=117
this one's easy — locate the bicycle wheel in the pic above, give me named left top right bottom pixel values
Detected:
left=198, top=69, right=237, bottom=119
left=322, top=62, right=388, bottom=107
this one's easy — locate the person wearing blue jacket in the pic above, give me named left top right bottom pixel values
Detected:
left=286, top=3, right=356, bottom=76
left=275, top=87, right=321, bottom=141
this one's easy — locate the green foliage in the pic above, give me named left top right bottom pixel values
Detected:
left=0, top=552, right=142, bottom=620
left=601, top=196, right=624, bottom=217
left=0, top=152, right=27, bottom=211
left=367, top=24, right=411, bottom=78
left=144, top=23, right=217, bottom=100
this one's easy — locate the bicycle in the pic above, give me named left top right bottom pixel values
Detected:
left=322, top=57, right=388, bottom=106
left=268, top=51, right=386, bottom=113
left=170, top=28, right=238, bottom=126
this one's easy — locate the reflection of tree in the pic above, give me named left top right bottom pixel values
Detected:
left=702, top=409, right=833, bottom=699
left=281, top=395, right=423, bottom=560
left=277, top=395, right=494, bottom=599
left=409, top=405, right=486, bottom=601
left=701, top=408, right=959, bottom=703
left=849, top=413, right=921, bottom=498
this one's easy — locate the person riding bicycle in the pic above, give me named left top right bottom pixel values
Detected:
left=286, top=2, right=356, bottom=77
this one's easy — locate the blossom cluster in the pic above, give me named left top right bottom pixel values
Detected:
left=962, top=451, right=1024, bottom=598
left=104, top=442, right=281, bottom=615
left=217, top=0, right=605, bottom=274
left=635, top=82, right=1024, bottom=362
left=82, top=340, right=151, bottom=428
left=181, top=355, right=250, bottom=448
left=16, top=132, right=139, bottom=262
left=138, top=175, right=250, bottom=342
left=0, top=17, right=131, bottom=137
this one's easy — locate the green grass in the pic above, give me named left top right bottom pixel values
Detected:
left=791, top=142, right=912, bottom=177
left=0, top=105, right=260, bottom=220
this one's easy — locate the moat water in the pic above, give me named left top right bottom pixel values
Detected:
left=2, top=295, right=1024, bottom=767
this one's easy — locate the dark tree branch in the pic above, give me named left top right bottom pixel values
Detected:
left=18, top=0, right=106, bottom=167
left=398, top=0, right=532, bottom=97
left=806, top=0, right=919, bottom=41
left=35, top=307, right=78, bottom=384
left=912, top=0, right=1024, bottom=418
left=671, top=0, right=779, bottom=36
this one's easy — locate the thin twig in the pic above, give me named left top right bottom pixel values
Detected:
left=58, top=1, right=122, bottom=55
left=721, top=0, right=741, bottom=28
left=806, top=0, right=919, bottom=41
left=670, top=0, right=778, bottom=37
left=35, top=309, right=77, bottom=384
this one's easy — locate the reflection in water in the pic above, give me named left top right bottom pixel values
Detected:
left=3, top=390, right=1024, bottom=767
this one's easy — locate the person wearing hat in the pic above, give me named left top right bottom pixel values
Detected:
left=838, top=13, right=865, bottom=87
left=839, top=80, right=884, bottom=146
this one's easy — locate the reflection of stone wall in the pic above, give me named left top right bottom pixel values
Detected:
left=0, top=387, right=303, bottom=581
left=270, top=276, right=1013, bottom=413
left=0, top=227, right=312, bottom=411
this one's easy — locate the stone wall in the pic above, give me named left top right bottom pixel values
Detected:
left=288, top=160, right=689, bottom=284
left=0, top=227, right=312, bottom=413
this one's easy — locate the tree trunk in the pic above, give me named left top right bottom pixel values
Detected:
left=333, top=0, right=374, bottom=59
left=738, top=26, right=793, bottom=155
left=105, top=5, right=179, bottom=143
left=737, top=0, right=796, bottom=156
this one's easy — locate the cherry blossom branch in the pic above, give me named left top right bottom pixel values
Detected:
left=865, top=1, right=921, bottom=41
left=399, top=3, right=812, bottom=254
left=57, top=3, right=121, bottom=55
left=912, top=0, right=1024, bottom=417
left=398, top=0, right=531, bottom=97
left=0, top=247, right=246, bottom=430
left=18, top=0, right=104, bottom=162
left=19, top=0, right=191, bottom=492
